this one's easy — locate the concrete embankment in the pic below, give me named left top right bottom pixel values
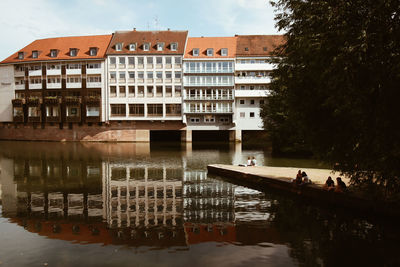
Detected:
left=207, top=164, right=400, bottom=218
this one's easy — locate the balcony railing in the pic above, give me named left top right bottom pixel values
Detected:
left=184, top=95, right=234, bottom=101
left=12, top=99, right=25, bottom=106
left=184, top=82, right=234, bottom=87
left=14, top=70, right=25, bottom=77
left=87, top=82, right=102, bottom=88
left=64, top=96, right=81, bottom=104
left=66, top=82, right=82, bottom=88
left=234, top=76, right=271, bottom=84
left=46, top=69, right=61, bottom=75
left=13, top=115, right=24, bottom=122
left=44, top=97, right=61, bottom=105
left=86, top=68, right=102, bottom=74
left=26, top=98, right=42, bottom=106
left=185, top=108, right=233, bottom=114
left=85, top=96, right=101, bottom=106
left=183, top=68, right=233, bottom=74
left=66, top=69, right=81, bottom=75
left=15, top=84, right=25, bottom=90
left=28, top=69, right=42, bottom=76
left=27, top=116, right=41, bottom=123
left=47, top=83, right=62, bottom=89
left=29, top=83, right=42, bottom=90
left=235, top=63, right=275, bottom=71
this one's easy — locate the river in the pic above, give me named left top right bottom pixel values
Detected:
left=0, top=141, right=398, bottom=267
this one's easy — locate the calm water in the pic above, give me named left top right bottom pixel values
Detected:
left=0, top=141, right=399, bottom=267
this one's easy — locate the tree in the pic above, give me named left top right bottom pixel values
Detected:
left=263, top=0, right=400, bottom=196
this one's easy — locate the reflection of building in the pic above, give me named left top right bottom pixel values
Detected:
left=103, top=162, right=184, bottom=229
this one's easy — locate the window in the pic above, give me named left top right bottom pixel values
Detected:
left=32, top=50, right=39, bottom=58
left=165, top=71, right=172, bottom=78
left=250, top=99, right=255, bottom=105
left=166, top=104, right=181, bottom=116
left=87, top=106, right=99, bottom=116
left=47, top=64, right=61, bottom=70
left=111, top=104, right=126, bottom=116
left=128, top=57, right=135, bottom=66
left=220, top=117, right=229, bottom=123
left=221, top=48, right=228, bottom=56
left=128, top=72, right=135, bottom=79
left=129, top=104, right=144, bottom=116
left=129, top=43, right=136, bottom=51
left=110, top=57, right=116, bottom=64
left=147, top=72, right=153, bottom=79
left=110, top=72, right=116, bottom=79
left=87, top=76, right=101, bottom=83
left=156, top=57, right=162, bottom=64
left=18, top=52, right=24, bottom=60
left=240, top=85, right=245, bottom=90
left=50, top=49, right=58, bottom=58
left=147, top=57, right=153, bottom=64
left=87, top=63, right=100, bottom=69
left=119, top=86, right=126, bottom=96
left=119, top=57, right=125, bottom=64
left=157, top=42, right=164, bottom=51
left=175, top=72, right=181, bottom=79
left=66, top=107, right=80, bottom=117
left=244, top=47, right=249, bottom=51
left=89, top=47, right=98, bottom=56
left=67, top=76, right=81, bottom=83
left=174, top=57, right=181, bottom=64
left=138, top=57, right=144, bottom=64
left=115, top=43, right=123, bottom=51
left=204, top=115, right=215, bottom=123
left=119, top=72, right=125, bottom=79
left=240, top=112, right=245, bottom=118
left=110, top=86, right=116, bottom=96
left=192, top=48, right=199, bottom=56
left=69, top=48, right=78, bottom=57
left=156, top=71, right=163, bottom=79
left=147, top=104, right=163, bottom=116
left=170, top=42, right=178, bottom=51
left=207, top=48, right=214, bottom=56
left=143, top=43, right=150, bottom=51
left=67, top=63, right=81, bottom=69
left=260, top=100, right=265, bottom=105
left=250, top=86, right=255, bottom=90
left=138, top=71, right=144, bottom=79
left=240, top=100, right=245, bottom=105
left=250, top=112, right=255, bottom=118
left=166, top=57, right=172, bottom=64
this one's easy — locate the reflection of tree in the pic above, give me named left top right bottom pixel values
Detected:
left=267, top=192, right=400, bottom=266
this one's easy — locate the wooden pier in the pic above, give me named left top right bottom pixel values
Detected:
left=207, top=164, right=400, bottom=218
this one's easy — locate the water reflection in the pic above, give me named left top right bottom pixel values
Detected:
left=0, top=141, right=399, bottom=267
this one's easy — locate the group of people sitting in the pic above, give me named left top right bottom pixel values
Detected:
left=294, top=170, right=312, bottom=185
left=247, top=157, right=257, bottom=166
left=323, top=176, right=347, bottom=192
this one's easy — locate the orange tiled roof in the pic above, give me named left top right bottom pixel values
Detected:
left=235, top=35, right=285, bottom=56
left=106, top=30, right=188, bottom=55
left=1, top=35, right=112, bottom=64
left=184, top=37, right=237, bottom=59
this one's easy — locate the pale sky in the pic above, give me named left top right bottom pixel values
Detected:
left=0, top=0, right=281, bottom=61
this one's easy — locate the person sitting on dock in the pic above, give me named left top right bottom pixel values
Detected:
left=335, top=177, right=347, bottom=192
left=251, top=157, right=257, bottom=166
left=323, top=176, right=335, bottom=191
left=294, top=170, right=302, bottom=185
left=247, top=157, right=252, bottom=166
left=302, top=171, right=311, bottom=184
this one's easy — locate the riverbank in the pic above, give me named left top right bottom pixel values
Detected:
left=207, top=164, right=400, bottom=218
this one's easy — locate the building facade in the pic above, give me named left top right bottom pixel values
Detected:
left=0, top=30, right=284, bottom=142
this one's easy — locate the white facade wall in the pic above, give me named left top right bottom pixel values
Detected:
left=106, top=55, right=183, bottom=121
left=0, top=65, right=15, bottom=122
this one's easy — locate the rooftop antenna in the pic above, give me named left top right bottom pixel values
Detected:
left=146, top=22, right=150, bottom=30
left=154, top=16, right=159, bottom=31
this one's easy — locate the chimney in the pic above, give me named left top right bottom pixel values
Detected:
left=167, top=28, right=170, bottom=31
left=133, top=28, right=136, bottom=31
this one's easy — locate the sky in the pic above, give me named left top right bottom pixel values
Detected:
left=0, top=0, right=281, bottom=61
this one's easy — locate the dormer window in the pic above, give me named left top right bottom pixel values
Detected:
left=207, top=48, right=214, bottom=57
left=32, top=50, right=39, bottom=58
left=245, top=47, right=249, bottom=51
left=115, top=43, right=123, bottom=51
left=143, top=43, right=150, bottom=51
left=170, top=42, right=178, bottom=51
left=157, top=42, right=164, bottom=51
left=18, top=52, right=24, bottom=60
left=221, top=48, right=228, bottom=56
left=192, top=48, right=199, bottom=57
left=70, top=48, right=78, bottom=57
left=263, top=47, right=267, bottom=51
left=89, top=47, right=98, bottom=56
left=50, top=49, right=58, bottom=58
left=129, top=43, right=136, bottom=51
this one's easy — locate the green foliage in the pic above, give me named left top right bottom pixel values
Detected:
left=264, top=0, right=400, bottom=194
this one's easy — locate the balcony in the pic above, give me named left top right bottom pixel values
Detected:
left=46, top=116, right=61, bottom=123
left=87, top=82, right=102, bottom=88
left=27, top=116, right=41, bottom=123
left=26, top=98, right=42, bottom=106
left=66, top=116, right=81, bottom=123
left=184, top=95, right=234, bottom=101
left=183, top=68, right=233, bottom=74
left=235, top=63, right=275, bottom=71
left=29, top=83, right=42, bottom=90
left=12, top=99, right=25, bottom=106
left=66, top=69, right=81, bottom=75
left=86, top=116, right=100, bottom=123
left=14, top=70, right=25, bottom=77
left=47, top=83, right=62, bottom=89
left=235, top=76, right=271, bottom=84
left=86, top=68, right=102, bottom=75
left=15, top=84, right=25, bottom=90
left=46, top=69, right=61, bottom=75
left=66, top=82, right=82, bottom=88
left=28, top=69, right=42, bottom=76
left=234, top=90, right=270, bottom=97
left=13, top=115, right=24, bottom=122
left=44, top=97, right=61, bottom=105
left=85, top=96, right=101, bottom=106
left=185, top=108, right=233, bottom=114
left=64, top=96, right=81, bottom=105
left=184, top=81, right=234, bottom=87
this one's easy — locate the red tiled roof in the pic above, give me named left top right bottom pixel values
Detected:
left=235, top=35, right=285, bottom=56
left=184, top=37, right=237, bottom=59
left=106, top=30, right=188, bottom=55
left=1, top=35, right=112, bottom=64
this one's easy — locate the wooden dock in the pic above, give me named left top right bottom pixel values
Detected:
left=207, top=164, right=400, bottom=218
